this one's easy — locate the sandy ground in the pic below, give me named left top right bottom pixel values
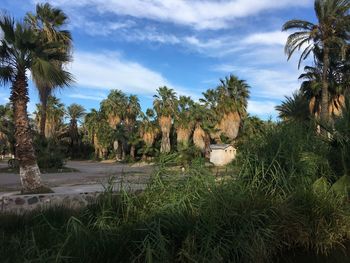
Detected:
left=0, top=160, right=154, bottom=193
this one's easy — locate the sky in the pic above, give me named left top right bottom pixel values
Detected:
left=0, top=0, right=316, bottom=119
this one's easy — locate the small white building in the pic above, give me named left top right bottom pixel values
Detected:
left=210, top=144, right=237, bottom=166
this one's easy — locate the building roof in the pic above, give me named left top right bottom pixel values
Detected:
left=210, top=144, right=234, bottom=150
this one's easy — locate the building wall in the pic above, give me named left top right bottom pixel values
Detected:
left=210, top=146, right=236, bottom=166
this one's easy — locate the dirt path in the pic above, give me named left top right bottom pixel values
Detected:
left=0, top=161, right=154, bottom=192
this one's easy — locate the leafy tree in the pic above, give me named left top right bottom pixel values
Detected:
left=283, top=0, right=350, bottom=125
left=26, top=3, right=73, bottom=137
left=153, top=86, right=177, bottom=153
left=0, top=16, right=70, bottom=193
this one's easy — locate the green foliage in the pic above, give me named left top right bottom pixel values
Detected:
left=34, top=136, right=65, bottom=169
left=237, top=121, right=332, bottom=183
left=1, top=159, right=350, bottom=262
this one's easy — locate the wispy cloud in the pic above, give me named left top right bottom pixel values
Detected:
left=40, top=0, right=312, bottom=30
left=69, top=51, right=195, bottom=98
left=242, top=31, right=289, bottom=46
left=67, top=93, right=106, bottom=101
left=213, top=64, right=300, bottom=100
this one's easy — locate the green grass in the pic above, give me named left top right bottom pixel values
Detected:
left=1, top=159, right=350, bottom=262
left=1, top=121, right=350, bottom=262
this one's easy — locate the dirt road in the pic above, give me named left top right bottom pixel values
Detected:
left=0, top=161, right=154, bottom=192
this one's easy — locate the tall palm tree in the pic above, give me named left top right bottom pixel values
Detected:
left=153, top=86, right=177, bottom=153
left=124, top=95, right=141, bottom=159
left=26, top=3, right=73, bottom=137
left=283, top=0, right=350, bottom=124
left=0, top=16, right=71, bottom=193
left=35, top=96, right=65, bottom=139
left=299, top=66, right=323, bottom=117
left=216, top=75, right=250, bottom=141
left=125, top=95, right=141, bottom=132
left=175, top=96, right=194, bottom=150
left=191, top=103, right=216, bottom=158
left=66, top=103, right=85, bottom=148
left=140, top=109, right=159, bottom=160
left=85, top=109, right=107, bottom=159
left=299, top=65, right=346, bottom=118
left=101, top=90, right=127, bottom=129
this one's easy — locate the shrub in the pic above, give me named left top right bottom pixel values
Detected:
left=34, top=137, right=65, bottom=169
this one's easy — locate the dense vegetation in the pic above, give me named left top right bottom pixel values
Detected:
left=1, top=0, right=350, bottom=262
left=1, top=117, right=350, bottom=262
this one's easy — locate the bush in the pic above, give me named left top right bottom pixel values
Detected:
left=34, top=137, right=65, bottom=169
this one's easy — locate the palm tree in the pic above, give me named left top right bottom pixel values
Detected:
left=101, top=90, right=127, bottom=129
left=85, top=109, right=108, bottom=159
left=299, top=66, right=323, bottom=117
left=192, top=103, right=216, bottom=158
left=66, top=104, right=86, bottom=149
left=0, top=16, right=71, bottom=193
left=216, top=75, right=250, bottom=141
left=26, top=3, right=73, bottom=137
left=140, top=109, right=159, bottom=160
left=276, top=92, right=311, bottom=122
left=283, top=0, right=350, bottom=124
left=300, top=65, right=346, bottom=118
left=153, top=86, right=177, bottom=153
left=35, top=96, right=65, bottom=139
left=201, top=89, right=222, bottom=143
left=125, top=95, right=141, bottom=133
left=175, top=96, right=194, bottom=150
left=124, top=95, right=141, bottom=159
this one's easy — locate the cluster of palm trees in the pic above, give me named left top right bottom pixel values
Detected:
left=0, top=3, right=72, bottom=193
left=33, top=97, right=86, bottom=150
left=83, top=75, right=250, bottom=160
left=277, top=0, right=350, bottom=124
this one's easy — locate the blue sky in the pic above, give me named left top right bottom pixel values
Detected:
left=1, top=0, right=316, bottom=119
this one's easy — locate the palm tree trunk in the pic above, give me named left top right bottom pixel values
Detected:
left=204, top=133, right=211, bottom=159
left=130, top=145, right=136, bottom=160
left=159, top=116, right=171, bottom=153
left=177, top=127, right=191, bottom=150
left=161, top=130, right=171, bottom=153
left=320, top=45, right=330, bottom=126
left=11, top=70, right=42, bottom=193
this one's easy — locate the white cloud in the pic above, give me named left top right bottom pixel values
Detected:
left=214, top=64, right=300, bottom=100
left=84, top=21, right=135, bottom=36
left=37, top=0, right=312, bottom=30
left=248, top=100, right=277, bottom=116
left=124, top=28, right=181, bottom=44
left=67, top=93, right=106, bottom=101
left=69, top=51, right=194, bottom=97
left=242, top=31, right=289, bottom=46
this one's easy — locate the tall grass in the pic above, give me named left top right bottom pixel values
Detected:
left=1, top=122, right=350, bottom=262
